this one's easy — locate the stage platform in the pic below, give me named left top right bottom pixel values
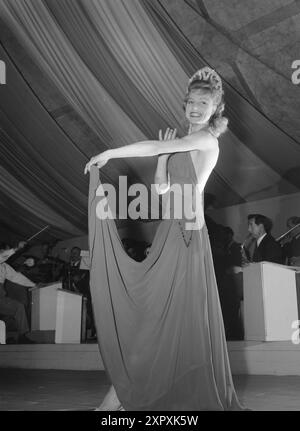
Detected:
left=1, top=341, right=300, bottom=375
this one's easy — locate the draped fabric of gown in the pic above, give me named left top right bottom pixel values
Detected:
left=88, top=151, right=244, bottom=411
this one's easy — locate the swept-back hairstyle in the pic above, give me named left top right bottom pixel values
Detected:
left=183, top=68, right=228, bottom=137
left=248, top=214, right=273, bottom=233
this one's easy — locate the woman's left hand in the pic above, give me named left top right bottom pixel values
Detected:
left=84, top=151, right=109, bottom=174
left=159, top=127, right=177, bottom=142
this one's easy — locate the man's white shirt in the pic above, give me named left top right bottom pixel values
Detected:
left=257, top=233, right=267, bottom=247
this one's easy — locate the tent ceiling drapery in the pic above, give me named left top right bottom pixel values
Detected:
left=0, top=0, right=299, bottom=241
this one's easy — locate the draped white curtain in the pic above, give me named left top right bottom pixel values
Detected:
left=1, top=0, right=146, bottom=183
left=1, top=0, right=190, bottom=187
left=1, top=2, right=146, bottom=143
left=83, top=0, right=187, bottom=123
left=1, top=0, right=299, bottom=240
left=0, top=165, right=84, bottom=236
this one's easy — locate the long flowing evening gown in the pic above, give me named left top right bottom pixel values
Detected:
left=88, top=151, right=244, bottom=411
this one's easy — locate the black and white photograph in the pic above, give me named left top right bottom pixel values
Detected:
left=0, top=0, right=300, bottom=418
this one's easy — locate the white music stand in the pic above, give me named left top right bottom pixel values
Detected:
left=31, top=283, right=60, bottom=331
left=243, top=262, right=299, bottom=341
left=55, top=289, right=83, bottom=344
left=31, top=282, right=83, bottom=343
left=0, top=320, right=6, bottom=344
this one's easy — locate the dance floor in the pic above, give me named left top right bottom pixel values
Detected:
left=1, top=369, right=300, bottom=411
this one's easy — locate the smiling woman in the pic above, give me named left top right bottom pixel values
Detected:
left=185, top=91, right=216, bottom=124
left=87, top=67, right=246, bottom=411
left=183, top=67, right=228, bottom=138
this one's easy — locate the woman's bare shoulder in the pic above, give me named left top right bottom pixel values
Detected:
left=189, top=129, right=219, bottom=150
left=190, top=132, right=219, bottom=157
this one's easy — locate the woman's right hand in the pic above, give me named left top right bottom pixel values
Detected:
left=84, top=150, right=110, bottom=174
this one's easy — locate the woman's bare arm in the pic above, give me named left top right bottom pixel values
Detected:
left=111, top=130, right=217, bottom=157
left=154, top=128, right=176, bottom=194
left=84, top=130, right=218, bottom=173
left=154, top=155, right=170, bottom=194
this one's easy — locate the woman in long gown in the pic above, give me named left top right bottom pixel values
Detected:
left=85, top=67, right=244, bottom=411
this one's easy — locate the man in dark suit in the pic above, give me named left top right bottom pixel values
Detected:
left=247, top=214, right=283, bottom=264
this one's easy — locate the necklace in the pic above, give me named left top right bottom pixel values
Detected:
left=178, top=220, right=193, bottom=247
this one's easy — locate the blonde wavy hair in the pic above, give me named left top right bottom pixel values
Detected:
left=183, top=79, right=228, bottom=138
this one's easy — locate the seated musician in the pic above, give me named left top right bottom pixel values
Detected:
left=0, top=243, right=37, bottom=344
left=62, top=247, right=87, bottom=292
left=31, top=242, right=64, bottom=283
left=62, top=247, right=95, bottom=338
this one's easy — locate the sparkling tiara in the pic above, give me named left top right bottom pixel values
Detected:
left=187, top=66, right=222, bottom=93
